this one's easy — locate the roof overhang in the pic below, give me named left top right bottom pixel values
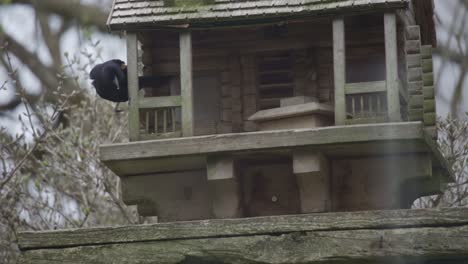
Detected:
left=107, top=0, right=409, bottom=31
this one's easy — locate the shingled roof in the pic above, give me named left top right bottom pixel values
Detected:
left=107, top=0, right=409, bottom=31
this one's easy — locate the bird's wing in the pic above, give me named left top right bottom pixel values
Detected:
left=114, top=76, right=120, bottom=90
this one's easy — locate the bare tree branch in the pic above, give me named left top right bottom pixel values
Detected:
left=7, top=0, right=109, bottom=32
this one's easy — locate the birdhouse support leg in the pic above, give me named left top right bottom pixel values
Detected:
left=207, top=156, right=242, bottom=218
left=293, top=151, right=331, bottom=213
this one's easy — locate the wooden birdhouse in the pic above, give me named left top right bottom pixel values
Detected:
left=99, top=0, right=451, bottom=222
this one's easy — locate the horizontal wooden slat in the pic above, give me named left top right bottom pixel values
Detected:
left=423, top=86, right=435, bottom=99
left=139, top=131, right=182, bottom=141
left=424, top=112, right=436, bottom=126
left=139, top=96, right=181, bottom=109
left=100, top=122, right=424, bottom=162
left=344, top=81, right=386, bottom=95
left=20, top=224, right=468, bottom=263
left=345, top=116, right=387, bottom=125
left=18, top=208, right=468, bottom=250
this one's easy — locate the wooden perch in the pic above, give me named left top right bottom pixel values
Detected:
left=18, top=208, right=468, bottom=263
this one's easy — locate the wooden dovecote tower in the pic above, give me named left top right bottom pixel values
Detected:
left=18, top=1, right=468, bottom=263
left=99, top=0, right=448, bottom=221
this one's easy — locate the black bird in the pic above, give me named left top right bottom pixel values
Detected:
left=90, top=59, right=128, bottom=112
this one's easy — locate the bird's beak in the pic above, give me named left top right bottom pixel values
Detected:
left=121, top=64, right=127, bottom=70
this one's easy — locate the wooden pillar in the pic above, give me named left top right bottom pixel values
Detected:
left=207, top=156, right=241, bottom=218
left=384, top=13, right=401, bottom=122
left=127, top=32, right=140, bottom=141
left=332, top=18, right=346, bottom=125
left=180, top=31, right=194, bottom=136
left=293, top=150, right=330, bottom=213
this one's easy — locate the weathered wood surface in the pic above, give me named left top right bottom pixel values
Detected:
left=384, top=12, right=401, bottom=122
left=138, top=96, right=181, bottom=109
left=333, top=18, right=346, bottom=125
left=19, top=208, right=468, bottom=263
left=18, top=207, right=468, bottom=250
left=127, top=33, right=140, bottom=141
left=344, top=81, right=386, bottom=95
left=248, top=102, right=334, bottom=122
left=108, top=0, right=408, bottom=30
left=180, top=31, right=194, bottom=137
left=100, top=122, right=424, bottom=162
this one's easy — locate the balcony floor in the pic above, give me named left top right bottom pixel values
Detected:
left=100, top=122, right=451, bottom=179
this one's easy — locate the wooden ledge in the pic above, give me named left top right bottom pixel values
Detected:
left=98, top=122, right=453, bottom=177
left=101, top=122, right=424, bottom=162
left=18, top=208, right=468, bottom=263
left=18, top=207, right=468, bottom=250
left=248, top=102, right=334, bottom=122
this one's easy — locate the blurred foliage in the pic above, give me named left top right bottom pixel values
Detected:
left=414, top=115, right=468, bottom=208
left=0, top=46, right=137, bottom=262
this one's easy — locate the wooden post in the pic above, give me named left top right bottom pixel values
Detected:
left=333, top=18, right=346, bottom=125
left=207, top=156, right=241, bottom=218
left=384, top=13, right=401, bottom=122
left=127, top=32, right=140, bottom=141
left=180, top=31, right=194, bottom=136
left=293, top=150, right=330, bottom=213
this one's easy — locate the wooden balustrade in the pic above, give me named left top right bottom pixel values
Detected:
left=344, top=81, right=388, bottom=124
left=138, top=95, right=182, bottom=140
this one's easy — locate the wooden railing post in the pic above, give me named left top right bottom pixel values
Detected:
left=127, top=32, right=140, bottom=141
left=180, top=31, right=194, bottom=137
left=333, top=18, right=346, bottom=125
left=384, top=12, right=401, bottom=122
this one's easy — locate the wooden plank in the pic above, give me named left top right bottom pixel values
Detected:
left=18, top=208, right=468, bottom=250
left=422, top=58, right=433, bottom=73
left=139, top=131, right=182, bottom=141
left=423, top=73, right=434, bottom=86
left=407, top=67, right=422, bottom=82
left=424, top=99, right=435, bottom=112
left=384, top=13, right=401, bottom=122
left=409, top=95, right=423, bottom=108
left=405, top=25, right=421, bottom=40
left=345, top=116, right=387, bottom=125
left=344, top=81, right=386, bottom=95
left=333, top=18, right=346, bottom=125
left=20, top=225, right=468, bottom=263
left=421, top=45, right=433, bottom=59
left=127, top=33, right=140, bottom=141
left=405, top=40, right=421, bottom=54
left=248, top=102, right=334, bottom=122
left=424, top=112, right=436, bottom=126
left=180, top=31, right=194, bottom=137
left=406, top=54, right=421, bottom=68
left=139, top=96, right=181, bottom=109
left=423, top=86, right=434, bottom=99
left=100, top=122, right=424, bottom=162
left=408, top=109, right=424, bottom=121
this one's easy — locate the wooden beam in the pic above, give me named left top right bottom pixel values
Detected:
left=20, top=225, right=468, bottom=263
left=293, top=151, right=330, bottom=213
left=333, top=18, right=346, bottom=125
left=138, top=96, right=181, bottom=109
left=126, top=32, right=140, bottom=141
left=18, top=208, right=468, bottom=250
left=100, top=122, right=424, bottom=162
left=344, top=81, right=386, bottom=95
left=384, top=13, right=401, bottom=122
left=180, top=31, right=194, bottom=137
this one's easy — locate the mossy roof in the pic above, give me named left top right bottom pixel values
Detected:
left=107, top=0, right=409, bottom=31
